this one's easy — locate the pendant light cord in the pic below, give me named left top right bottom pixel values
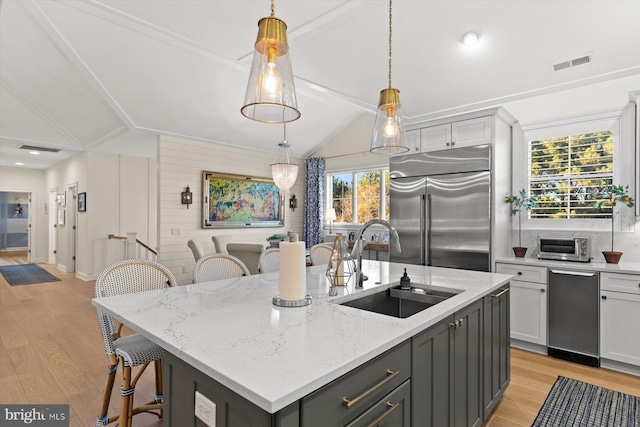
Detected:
left=271, top=0, right=275, bottom=17
left=388, top=0, right=393, bottom=89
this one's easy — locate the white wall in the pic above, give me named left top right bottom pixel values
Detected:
left=45, top=152, right=157, bottom=280
left=0, top=166, right=47, bottom=261
left=311, top=114, right=388, bottom=172
left=158, top=136, right=305, bottom=285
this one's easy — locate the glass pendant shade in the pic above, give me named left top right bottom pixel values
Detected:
left=371, top=88, right=409, bottom=154
left=271, top=140, right=298, bottom=193
left=241, top=16, right=300, bottom=123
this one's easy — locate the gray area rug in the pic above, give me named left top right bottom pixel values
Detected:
left=532, top=376, right=640, bottom=427
left=0, top=263, right=61, bottom=286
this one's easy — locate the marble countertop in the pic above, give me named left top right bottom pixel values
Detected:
left=92, top=260, right=511, bottom=413
left=495, top=257, right=640, bottom=274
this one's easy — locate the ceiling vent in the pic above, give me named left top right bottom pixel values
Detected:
left=18, top=144, right=61, bottom=153
left=552, top=53, right=592, bottom=72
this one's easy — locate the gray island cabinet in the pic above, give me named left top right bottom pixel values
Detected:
left=91, top=261, right=511, bottom=427
left=163, top=288, right=510, bottom=426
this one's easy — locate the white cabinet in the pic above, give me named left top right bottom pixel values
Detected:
left=405, top=129, right=421, bottom=153
left=600, top=272, right=640, bottom=367
left=420, top=116, right=492, bottom=152
left=496, top=263, right=547, bottom=346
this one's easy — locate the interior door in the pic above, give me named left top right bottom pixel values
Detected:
left=389, top=176, right=426, bottom=265
left=427, top=171, right=490, bottom=271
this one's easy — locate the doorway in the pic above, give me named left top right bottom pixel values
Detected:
left=0, top=191, right=31, bottom=266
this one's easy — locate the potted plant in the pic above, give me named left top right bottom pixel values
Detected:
left=590, top=184, right=635, bottom=264
left=505, top=189, right=537, bottom=257
left=266, top=234, right=286, bottom=248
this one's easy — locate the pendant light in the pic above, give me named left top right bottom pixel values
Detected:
left=241, top=0, right=300, bottom=124
left=370, top=0, right=409, bottom=154
left=271, top=123, right=298, bottom=193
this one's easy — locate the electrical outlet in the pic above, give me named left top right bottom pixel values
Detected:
left=195, top=391, right=216, bottom=426
left=171, top=227, right=182, bottom=235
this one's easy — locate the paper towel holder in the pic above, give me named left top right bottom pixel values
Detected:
left=272, top=295, right=312, bottom=307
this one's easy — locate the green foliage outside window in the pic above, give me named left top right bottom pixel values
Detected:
left=529, top=131, right=613, bottom=219
left=330, top=170, right=389, bottom=223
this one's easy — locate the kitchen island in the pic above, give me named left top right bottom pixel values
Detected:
left=92, top=260, right=512, bottom=426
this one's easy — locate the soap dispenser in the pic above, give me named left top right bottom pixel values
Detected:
left=400, top=268, right=411, bottom=290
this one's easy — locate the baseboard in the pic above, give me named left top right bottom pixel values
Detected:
left=0, top=247, right=28, bottom=252
left=34, top=257, right=48, bottom=263
left=510, top=339, right=547, bottom=355
left=76, top=271, right=97, bottom=281
left=600, top=358, right=640, bottom=377
left=56, top=263, right=67, bottom=272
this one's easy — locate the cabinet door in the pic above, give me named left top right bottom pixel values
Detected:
left=510, top=280, right=547, bottom=345
left=345, top=380, right=411, bottom=427
left=420, top=123, right=452, bottom=152
left=483, top=287, right=510, bottom=420
left=453, top=299, right=483, bottom=427
left=451, top=116, right=492, bottom=148
left=601, top=291, right=640, bottom=366
left=411, top=315, right=454, bottom=427
left=405, top=129, right=421, bottom=154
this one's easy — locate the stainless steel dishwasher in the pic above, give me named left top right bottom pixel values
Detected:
left=548, top=269, right=600, bottom=367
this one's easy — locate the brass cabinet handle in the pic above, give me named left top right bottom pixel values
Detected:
left=342, top=369, right=400, bottom=409
left=366, top=401, right=400, bottom=427
left=492, top=288, right=510, bottom=298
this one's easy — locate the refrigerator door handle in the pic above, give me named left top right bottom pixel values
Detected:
left=426, top=194, right=432, bottom=266
left=420, top=194, right=426, bottom=265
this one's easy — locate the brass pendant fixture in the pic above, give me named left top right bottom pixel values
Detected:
left=241, top=0, right=300, bottom=124
left=370, top=0, right=409, bottom=154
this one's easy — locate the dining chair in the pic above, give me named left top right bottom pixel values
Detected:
left=212, top=234, right=234, bottom=254
left=192, top=254, right=251, bottom=283
left=310, top=243, right=334, bottom=266
left=94, top=259, right=177, bottom=427
left=226, top=243, right=264, bottom=275
left=187, top=239, right=205, bottom=262
left=259, top=248, right=280, bottom=273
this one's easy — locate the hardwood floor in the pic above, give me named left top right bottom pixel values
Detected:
left=1, top=259, right=639, bottom=426
left=0, top=249, right=28, bottom=266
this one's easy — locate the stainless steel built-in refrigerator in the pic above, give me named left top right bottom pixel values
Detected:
left=389, top=145, right=491, bottom=271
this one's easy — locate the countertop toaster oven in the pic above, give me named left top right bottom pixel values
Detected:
left=537, top=237, right=590, bottom=262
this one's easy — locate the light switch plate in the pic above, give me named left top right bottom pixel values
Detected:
left=195, top=391, right=216, bottom=426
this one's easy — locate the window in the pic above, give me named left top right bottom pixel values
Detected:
left=529, top=130, right=614, bottom=219
left=328, top=169, right=389, bottom=223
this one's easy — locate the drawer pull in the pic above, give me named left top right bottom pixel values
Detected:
left=342, top=369, right=400, bottom=409
left=517, top=271, right=522, bottom=275
left=366, top=401, right=400, bottom=427
left=492, top=288, right=510, bottom=298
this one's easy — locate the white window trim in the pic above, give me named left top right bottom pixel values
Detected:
left=326, top=166, right=389, bottom=226
left=514, top=111, right=634, bottom=232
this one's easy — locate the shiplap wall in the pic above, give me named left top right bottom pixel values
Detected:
left=158, top=135, right=305, bottom=284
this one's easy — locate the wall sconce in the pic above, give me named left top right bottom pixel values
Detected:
left=181, top=185, right=193, bottom=209
left=289, top=194, right=297, bottom=211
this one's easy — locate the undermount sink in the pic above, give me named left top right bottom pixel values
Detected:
left=339, top=282, right=462, bottom=318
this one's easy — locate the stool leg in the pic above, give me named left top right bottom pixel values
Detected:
left=154, top=359, right=164, bottom=417
left=96, top=364, right=117, bottom=426
left=119, top=363, right=133, bottom=427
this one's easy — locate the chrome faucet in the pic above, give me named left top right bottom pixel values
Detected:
left=351, top=219, right=401, bottom=288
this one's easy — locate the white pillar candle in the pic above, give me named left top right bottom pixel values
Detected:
left=279, top=241, right=307, bottom=301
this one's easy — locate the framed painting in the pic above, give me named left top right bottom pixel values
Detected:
left=78, top=192, right=86, bottom=212
left=202, top=171, right=284, bottom=229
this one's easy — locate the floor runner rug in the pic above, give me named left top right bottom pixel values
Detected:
left=0, top=263, right=61, bottom=286
left=532, top=376, right=640, bottom=427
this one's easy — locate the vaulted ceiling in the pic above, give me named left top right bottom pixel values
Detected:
left=1, top=0, right=639, bottom=169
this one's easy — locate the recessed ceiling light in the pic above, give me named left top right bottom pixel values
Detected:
left=15, top=162, right=24, bottom=166
left=29, top=150, right=40, bottom=155
left=462, top=31, right=480, bottom=46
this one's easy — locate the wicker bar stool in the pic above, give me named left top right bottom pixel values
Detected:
left=259, top=248, right=280, bottom=273
left=192, top=254, right=250, bottom=283
left=95, top=259, right=177, bottom=427
left=310, top=243, right=333, bottom=266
